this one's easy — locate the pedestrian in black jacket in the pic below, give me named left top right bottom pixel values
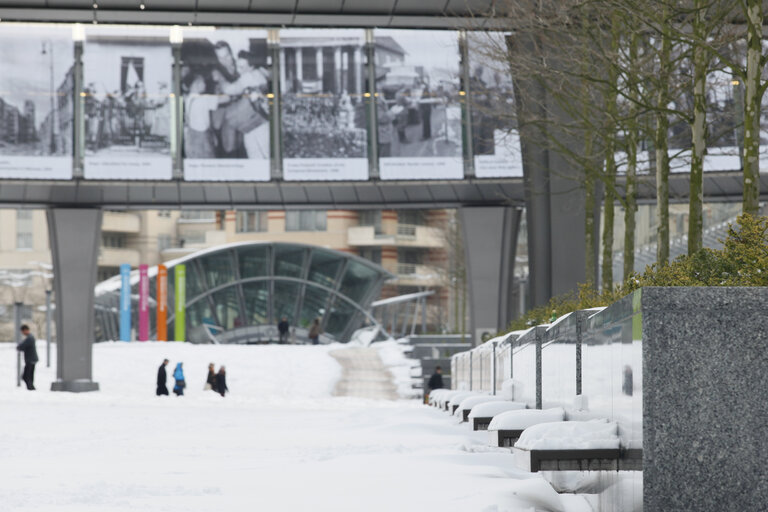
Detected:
left=277, top=317, right=290, bottom=344
left=16, top=324, right=38, bottom=390
left=215, top=366, right=228, bottom=397
left=205, top=363, right=216, bottom=391
left=428, top=366, right=444, bottom=392
left=156, top=359, right=169, bottom=396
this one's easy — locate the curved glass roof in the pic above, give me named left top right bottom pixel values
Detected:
left=94, top=242, right=393, bottom=344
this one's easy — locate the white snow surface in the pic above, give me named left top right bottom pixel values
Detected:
left=515, top=419, right=620, bottom=451
left=0, top=341, right=588, bottom=512
left=468, top=400, right=527, bottom=420
left=488, top=407, right=566, bottom=431
left=373, top=339, right=421, bottom=399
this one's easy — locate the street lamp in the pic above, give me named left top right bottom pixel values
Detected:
left=41, top=40, right=57, bottom=155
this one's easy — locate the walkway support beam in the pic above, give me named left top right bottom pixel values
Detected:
left=48, top=208, right=102, bottom=392
left=460, top=206, right=520, bottom=345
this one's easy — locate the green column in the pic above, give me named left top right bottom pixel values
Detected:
left=174, top=264, right=186, bottom=341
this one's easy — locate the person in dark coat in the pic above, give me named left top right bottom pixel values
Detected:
left=277, top=316, right=290, bottom=344
left=215, top=366, right=228, bottom=397
left=173, top=362, right=186, bottom=396
left=428, top=366, right=444, bottom=392
left=205, top=363, right=216, bottom=391
left=308, top=318, right=322, bottom=345
left=156, top=359, right=169, bottom=396
left=16, top=324, right=38, bottom=390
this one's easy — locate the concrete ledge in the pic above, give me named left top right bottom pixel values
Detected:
left=491, top=429, right=525, bottom=446
left=472, top=417, right=493, bottom=430
left=512, top=447, right=622, bottom=472
left=51, top=380, right=100, bottom=393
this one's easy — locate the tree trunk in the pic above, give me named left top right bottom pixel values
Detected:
left=688, top=0, right=707, bottom=254
left=655, top=17, right=671, bottom=265
left=623, top=33, right=639, bottom=281
left=743, top=0, right=762, bottom=215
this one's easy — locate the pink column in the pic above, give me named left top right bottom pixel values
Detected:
left=138, top=264, right=149, bottom=341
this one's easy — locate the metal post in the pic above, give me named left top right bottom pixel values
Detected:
left=46, top=289, right=52, bottom=368
left=73, top=40, right=84, bottom=178
left=15, top=301, right=22, bottom=387
left=469, top=351, right=473, bottom=391
left=268, top=29, right=283, bottom=179
left=364, top=28, right=379, bottom=178
left=491, top=341, right=497, bottom=395
left=459, top=30, right=474, bottom=177
left=171, top=39, right=183, bottom=179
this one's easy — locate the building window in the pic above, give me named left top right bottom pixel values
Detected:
left=236, top=211, right=268, bottom=233
left=158, top=234, right=172, bottom=252
left=157, top=210, right=171, bottom=218
left=16, top=210, right=33, bottom=250
left=98, top=267, right=120, bottom=282
left=285, top=210, right=327, bottom=232
left=398, top=248, right=423, bottom=264
left=358, top=210, right=382, bottom=234
left=179, top=210, right=215, bottom=221
left=102, top=233, right=126, bottom=248
left=359, top=248, right=382, bottom=265
left=398, top=210, right=425, bottom=226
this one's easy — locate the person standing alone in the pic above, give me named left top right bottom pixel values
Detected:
left=277, top=316, right=290, bottom=344
left=16, top=325, right=38, bottom=390
left=173, top=362, right=186, bottom=396
left=156, top=359, right=169, bottom=396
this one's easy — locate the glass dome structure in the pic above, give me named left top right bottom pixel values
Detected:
left=94, top=242, right=393, bottom=344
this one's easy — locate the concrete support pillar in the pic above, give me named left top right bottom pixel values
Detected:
left=48, top=208, right=102, bottom=392
left=460, top=207, right=520, bottom=345
left=315, top=47, right=323, bottom=82
left=334, top=46, right=342, bottom=93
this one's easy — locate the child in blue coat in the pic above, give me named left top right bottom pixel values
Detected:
left=173, top=362, right=186, bottom=396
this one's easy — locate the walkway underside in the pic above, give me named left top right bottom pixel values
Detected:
left=0, top=171, right=762, bottom=209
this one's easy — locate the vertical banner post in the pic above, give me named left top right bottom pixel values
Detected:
left=15, top=302, right=22, bottom=387
left=119, top=264, right=132, bottom=341
left=45, top=289, right=52, bottom=367
left=157, top=265, right=168, bottom=341
left=138, top=264, right=149, bottom=341
left=174, top=264, right=186, bottom=342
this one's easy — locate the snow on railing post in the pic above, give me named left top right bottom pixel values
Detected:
left=491, top=341, right=497, bottom=395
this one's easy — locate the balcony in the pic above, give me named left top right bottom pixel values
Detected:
left=99, top=247, right=140, bottom=268
left=347, top=224, right=443, bottom=248
left=102, top=211, right=140, bottom=233
left=395, top=263, right=444, bottom=287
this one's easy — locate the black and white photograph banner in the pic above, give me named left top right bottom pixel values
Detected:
left=181, top=29, right=271, bottom=181
left=279, top=29, right=368, bottom=181
left=375, top=29, right=463, bottom=180
left=468, top=32, right=522, bottom=178
left=83, top=27, right=173, bottom=180
left=0, top=25, right=74, bottom=179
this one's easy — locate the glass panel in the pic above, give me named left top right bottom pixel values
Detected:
left=307, top=249, right=342, bottom=288
left=186, top=261, right=207, bottom=298
left=338, top=260, right=378, bottom=303
left=210, top=286, right=242, bottom=331
left=199, top=251, right=235, bottom=289
left=299, top=285, right=331, bottom=330
left=273, top=280, right=300, bottom=323
left=238, top=245, right=269, bottom=279
left=242, top=281, right=269, bottom=326
left=324, top=296, right=357, bottom=339
left=186, top=297, right=215, bottom=342
left=274, top=245, right=305, bottom=278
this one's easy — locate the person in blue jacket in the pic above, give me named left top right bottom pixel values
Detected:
left=173, top=362, right=186, bottom=396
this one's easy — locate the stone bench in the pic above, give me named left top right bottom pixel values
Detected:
left=511, top=446, right=643, bottom=472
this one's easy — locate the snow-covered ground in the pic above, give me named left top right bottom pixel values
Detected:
left=0, top=341, right=589, bottom=512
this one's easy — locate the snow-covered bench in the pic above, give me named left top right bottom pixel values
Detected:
left=487, top=407, right=566, bottom=447
left=510, top=419, right=626, bottom=472
left=453, top=395, right=508, bottom=422
left=445, top=391, right=479, bottom=414
left=467, top=401, right=527, bottom=430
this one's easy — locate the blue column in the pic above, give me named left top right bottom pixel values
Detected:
left=120, top=263, right=132, bottom=342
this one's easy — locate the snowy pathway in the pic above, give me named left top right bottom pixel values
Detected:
left=330, top=346, right=399, bottom=400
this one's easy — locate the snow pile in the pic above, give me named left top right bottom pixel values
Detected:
left=447, top=391, right=479, bottom=409
left=515, top=419, right=620, bottom=451
left=488, top=407, right=566, bottom=431
left=373, top=339, right=421, bottom=399
left=467, top=400, right=526, bottom=420
left=500, top=378, right=519, bottom=400
left=453, top=394, right=507, bottom=417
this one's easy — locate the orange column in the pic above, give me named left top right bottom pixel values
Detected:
left=157, top=265, right=168, bottom=341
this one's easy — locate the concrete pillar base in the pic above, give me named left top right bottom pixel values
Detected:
left=51, top=380, right=100, bottom=393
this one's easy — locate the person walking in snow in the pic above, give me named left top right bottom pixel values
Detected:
left=156, top=359, right=169, bottom=396
left=428, top=366, right=444, bottom=392
left=173, top=362, right=186, bottom=396
left=16, top=324, right=38, bottom=391
left=215, top=366, right=228, bottom=397
left=277, top=316, right=290, bottom=344
left=205, top=363, right=216, bottom=391
left=308, top=318, right=322, bottom=345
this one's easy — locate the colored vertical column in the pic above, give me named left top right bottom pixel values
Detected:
left=174, top=264, right=186, bottom=342
left=119, top=263, right=132, bottom=341
left=138, top=264, right=149, bottom=341
left=156, top=265, right=167, bottom=341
